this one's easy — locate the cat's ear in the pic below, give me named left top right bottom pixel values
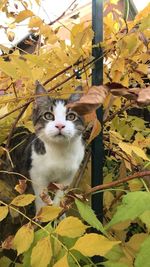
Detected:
left=68, top=85, right=83, bottom=103
left=35, top=81, right=49, bottom=105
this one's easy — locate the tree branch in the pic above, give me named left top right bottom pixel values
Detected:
left=85, top=170, right=150, bottom=196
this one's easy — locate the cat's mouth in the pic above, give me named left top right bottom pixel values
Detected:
left=55, top=132, right=65, bottom=137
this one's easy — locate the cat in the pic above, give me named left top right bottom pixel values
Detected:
left=9, top=83, right=85, bottom=213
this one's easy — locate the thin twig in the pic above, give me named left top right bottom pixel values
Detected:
left=49, top=0, right=77, bottom=26
left=0, top=100, right=32, bottom=120
left=43, top=57, right=84, bottom=86
left=6, top=103, right=30, bottom=149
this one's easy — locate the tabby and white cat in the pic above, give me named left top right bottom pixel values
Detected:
left=10, top=83, right=85, bottom=213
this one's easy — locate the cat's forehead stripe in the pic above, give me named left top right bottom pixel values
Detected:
left=53, top=100, right=67, bottom=116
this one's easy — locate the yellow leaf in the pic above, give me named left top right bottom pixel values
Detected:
left=15, top=10, right=34, bottom=23
left=72, top=233, right=120, bottom=256
left=121, top=74, right=129, bottom=87
left=55, top=216, right=88, bottom=238
left=110, top=0, right=119, bottom=4
left=53, top=255, right=69, bottom=267
left=119, top=142, right=132, bottom=156
left=36, top=206, right=62, bottom=222
left=112, top=58, right=125, bottom=73
left=0, top=206, right=9, bottom=221
left=31, top=236, right=52, bottom=267
left=11, top=194, right=36, bottom=207
left=132, top=145, right=150, bottom=161
left=112, top=70, right=123, bottom=83
left=119, top=142, right=149, bottom=161
left=7, top=31, right=15, bottom=42
left=13, top=223, right=34, bottom=255
left=128, top=179, right=143, bottom=192
left=137, top=64, right=148, bottom=75
left=28, top=16, right=42, bottom=28
left=0, top=58, right=18, bottom=78
left=35, top=0, right=41, bottom=4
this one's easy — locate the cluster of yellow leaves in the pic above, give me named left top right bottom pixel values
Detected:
left=0, top=198, right=120, bottom=266
left=103, top=2, right=150, bottom=87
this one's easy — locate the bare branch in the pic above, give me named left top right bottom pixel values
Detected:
left=85, top=170, right=150, bottom=196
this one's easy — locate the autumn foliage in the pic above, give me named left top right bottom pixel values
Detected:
left=0, top=0, right=150, bottom=266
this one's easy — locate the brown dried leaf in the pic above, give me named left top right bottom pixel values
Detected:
left=15, top=179, right=27, bottom=194
left=7, top=31, right=15, bottom=42
left=40, top=190, right=53, bottom=206
left=2, top=235, right=14, bottom=250
left=67, top=86, right=108, bottom=115
left=48, top=182, right=67, bottom=192
left=137, top=87, right=150, bottom=105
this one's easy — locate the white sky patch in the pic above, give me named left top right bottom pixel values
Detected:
left=0, top=0, right=81, bottom=48
left=132, top=0, right=150, bottom=11
left=0, top=0, right=149, bottom=49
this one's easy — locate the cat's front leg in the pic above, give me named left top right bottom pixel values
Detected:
left=53, top=190, right=65, bottom=206
left=32, top=181, right=50, bottom=213
left=53, top=178, right=72, bottom=207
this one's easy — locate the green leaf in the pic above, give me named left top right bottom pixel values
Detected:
left=75, top=199, right=106, bottom=235
left=139, top=210, right=150, bottom=231
left=55, top=216, right=88, bottom=238
left=135, top=235, right=150, bottom=267
left=102, top=261, right=128, bottom=267
left=105, top=244, right=124, bottom=261
left=0, top=256, right=11, bottom=267
left=31, top=236, right=52, bottom=267
left=106, top=192, right=150, bottom=229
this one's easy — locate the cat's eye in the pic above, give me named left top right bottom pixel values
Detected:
left=43, top=112, right=54, bottom=121
left=66, top=112, right=77, bottom=121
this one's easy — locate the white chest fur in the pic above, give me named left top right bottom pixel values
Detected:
left=30, top=136, right=85, bottom=211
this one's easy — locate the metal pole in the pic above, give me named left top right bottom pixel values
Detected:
left=91, top=0, right=103, bottom=264
left=92, top=0, right=103, bottom=222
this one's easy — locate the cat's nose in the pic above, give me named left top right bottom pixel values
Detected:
left=55, top=123, right=65, bottom=130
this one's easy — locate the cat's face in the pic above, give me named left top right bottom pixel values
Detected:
left=32, top=84, right=84, bottom=143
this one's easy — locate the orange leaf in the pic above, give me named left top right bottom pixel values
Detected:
left=15, top=10, right=34, bottom=23
left=68, top=86, right=108, bottom=115
left=88, top=118, right=101, bottom=143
